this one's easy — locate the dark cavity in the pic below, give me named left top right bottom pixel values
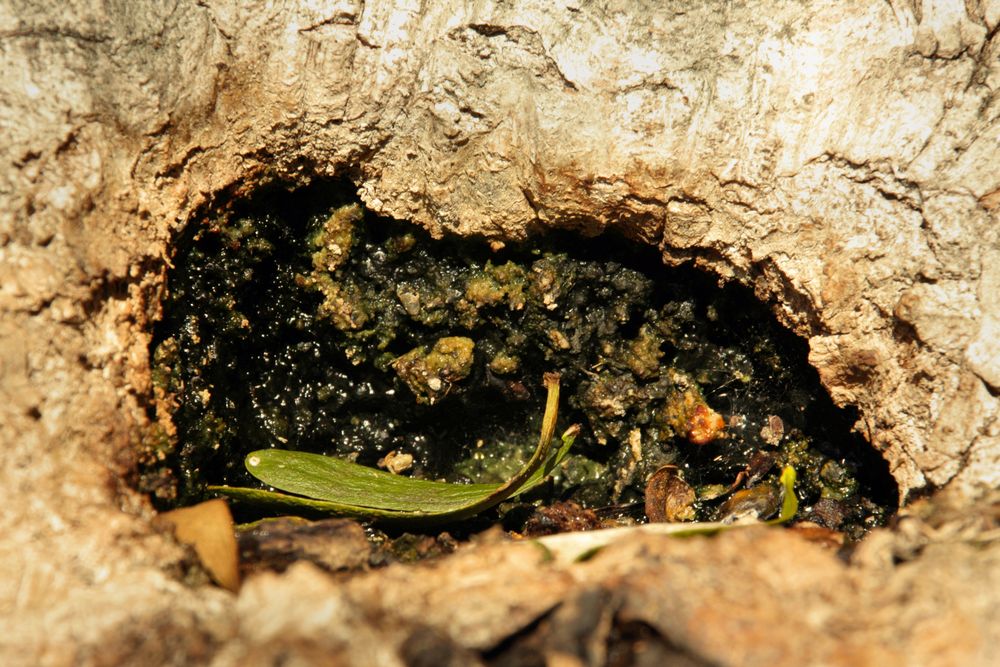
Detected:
left=143, top=181, right=897, bottom=539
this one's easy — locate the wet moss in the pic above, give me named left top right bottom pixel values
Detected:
left=393, top=336, right=476, bottom=404
left=146, top=181, right=896, bottom=536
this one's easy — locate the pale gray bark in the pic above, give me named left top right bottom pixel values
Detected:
left=1, top=1, right=998, bottom=664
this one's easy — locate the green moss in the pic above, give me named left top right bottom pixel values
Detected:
left=488, top=350, right=521, bottom=375
left=311, top=274, right=371, bottom=331
left=451, top=437, right=535, bottom=485
left=464, top=261, right=528, bottom=312
left=393, top=336, right=476, bottom=404
left=621, top=324, right=665, bottom=380
left=819, top=460, right=860, bottom=501
left=310, top=204, right=361, bottom=273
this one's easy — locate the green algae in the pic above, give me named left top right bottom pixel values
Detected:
left=392, top=336, right=476, bottom=405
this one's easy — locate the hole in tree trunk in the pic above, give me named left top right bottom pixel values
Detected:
left=140, top=178, right=897, bottom=548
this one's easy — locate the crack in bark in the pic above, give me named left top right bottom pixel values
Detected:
left=0, top=26, right=110, bottom=44
left=297, top=12, right=360, bottom=34
left=466, top=23, right=579, bottom=91
left=155, top=143, right=220, bottom=180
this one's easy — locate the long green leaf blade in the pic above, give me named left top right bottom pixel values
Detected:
left=210, top=374, right=572, bottom=523
left=241, top=450, right=499, bottom=512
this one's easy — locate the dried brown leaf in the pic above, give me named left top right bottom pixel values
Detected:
left=161, top=498, right=240, bottom=592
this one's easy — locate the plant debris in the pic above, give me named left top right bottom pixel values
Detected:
left=209, top=374, right=575, bottom=525
left=145, top=182, right=896, bottom=539
left=522, top=501, right=603, bottom=537
left=644, top=465, right=696, bottom=523
left=534, top=465, right=801, bottom=565
left=159, top=499, right=240, bottom=592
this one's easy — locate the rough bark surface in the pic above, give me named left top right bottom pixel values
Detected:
left=1, top=0, right=998, bottom=664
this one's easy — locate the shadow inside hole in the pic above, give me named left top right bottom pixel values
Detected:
left=145, top=178, right=897, bottom=534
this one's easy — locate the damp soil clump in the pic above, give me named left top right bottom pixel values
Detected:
left=144, top=182, right=896, bottom=542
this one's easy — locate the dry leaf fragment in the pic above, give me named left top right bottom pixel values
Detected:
left=161, top=498, right=240, bottom=592
left=644, top=465, right=696, bottom=523
left=377, top=450, right=414, bottom=475
left=759, top=414, right=784, bottom=445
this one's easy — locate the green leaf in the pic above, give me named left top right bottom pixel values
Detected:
left=765, top=465, right=799, bottom=525
left=209, top=373, right=575, bottom=525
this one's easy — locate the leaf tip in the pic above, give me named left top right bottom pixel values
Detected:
left=768, top=464, right=799, bottom=525
left=780, top=465, right=796, bottom=487
left=561, top=423, right=581, bottom=441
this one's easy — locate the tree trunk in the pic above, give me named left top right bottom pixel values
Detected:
left=1, top=1, right=998, bottom=664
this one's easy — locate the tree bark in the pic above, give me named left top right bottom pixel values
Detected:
left=1, top=0, right=998, bottom=664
